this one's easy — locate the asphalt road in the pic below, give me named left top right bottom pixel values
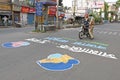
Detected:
left=0, top=23, right=120, bottom=80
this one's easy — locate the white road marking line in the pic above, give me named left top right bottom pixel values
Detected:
left=98, top=31, right=104, bottom=34
left=108, top=32, right=113, bottom=35
left=113, top=32, right=117, bottom=35
left=103, top=31, right=108, bottom=34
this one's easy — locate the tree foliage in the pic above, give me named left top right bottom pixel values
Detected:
left=59, top=0, right=63, bottom=6
left=116, top=0, right=120, bottom=8
left=64, top=6, right=71, bottom=12
left=104, top=2, right=109, bottom=20
left=113, top=0, right=120, bottom=9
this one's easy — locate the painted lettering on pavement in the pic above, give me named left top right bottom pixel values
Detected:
left=25, top=38, right=50, bottom=44
left=44, top=37, right=69, bottom=43
left=25, top=37, right=117, bottom=59
left=45, top=37, right=107, bottom=50
left=57, top=45, right=117, bottom=59
left=73, top=42, right=106, bottom=50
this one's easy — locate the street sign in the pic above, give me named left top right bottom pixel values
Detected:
left=36, top=2, right=43, bottom=16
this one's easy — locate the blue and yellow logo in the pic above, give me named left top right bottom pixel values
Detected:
left=2, top=41, right=30, bottom=48
left=36, top=53, right=80, bottom=71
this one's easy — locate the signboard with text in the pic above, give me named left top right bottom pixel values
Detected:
left=48, top=6, right=56, bottom=16
left=13, top=5, right=21, bottom=11
left=0, top=4, right=11, bottom=11
left=92, top=1, right=104, bottom=8
left=29, top=8, right=36, bottom=13
left=0, top=0, right=10, bottom=2
left=21, top=6, right=29, bottom=13
left=36, top=2, right=43, bottom=16
left=21, top=6, right=35, bottom=13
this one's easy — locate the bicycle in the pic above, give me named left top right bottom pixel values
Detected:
left=78, top=24, right=92, bottom=39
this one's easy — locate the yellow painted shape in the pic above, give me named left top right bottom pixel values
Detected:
left=40, top=54, right=73, bottom=63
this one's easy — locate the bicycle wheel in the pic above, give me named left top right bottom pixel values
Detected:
left=79, top=31, right=84, bottom=39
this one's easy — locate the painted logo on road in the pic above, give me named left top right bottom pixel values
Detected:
left=36, top=53, right=80, bottom=71
left=2, top=41, right=30, bottom=48
left=25, top=37, right=118, bottom=59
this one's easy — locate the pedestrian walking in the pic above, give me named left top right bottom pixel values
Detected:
left=2, top=16, right=8, bottom=26
left=89, top=16, right=95, bottom=39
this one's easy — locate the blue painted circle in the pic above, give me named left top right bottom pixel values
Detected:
left=2, top=41, right=30, bottom=48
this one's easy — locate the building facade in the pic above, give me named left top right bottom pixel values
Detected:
left=0, top=0, right=36, bottom=26
left=12, top=0, right=21, bottom=24
left=12, top=0, right=35, bottom=25
left=72, top=0, right=104, bottom=16
left=0, top=0, right=12, bottom=26
left=107, top=2, right=118, bottom=21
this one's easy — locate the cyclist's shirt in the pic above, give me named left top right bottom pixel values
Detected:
left=83, top=18, right=90, bottom=28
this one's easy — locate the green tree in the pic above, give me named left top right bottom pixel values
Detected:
left=104, top=2, right=109, bottom=20
left=89, top=12, right=101, bottom=24
left=116, top=0, right=120, bottom=7
left=26, top=0, right=34, bottom=7
left=112, top=0, right=120, bottom=21
left=64, top=6, right=71, bottom=13
left=59, top=0, right=63, bottom=6
left=113, top=0, right=120, bottom=10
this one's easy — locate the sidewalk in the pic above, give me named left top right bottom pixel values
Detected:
left=29, top=24, right=80, bottom=28
left=0, top=26, right=12, bottom=28
left=63, top=24, right=80, bottom=28
left=0, top=22, right=104, bottom=29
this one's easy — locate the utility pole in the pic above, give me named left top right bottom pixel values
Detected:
left=56, top=0, right=59, bottom=29
left=10, top=0, right=14, bottom=26
left=73, top=0, right=77, bottom=17
left=72, top=0, right=77, bottom=26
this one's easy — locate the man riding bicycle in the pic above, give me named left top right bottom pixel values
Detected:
left=83, top=14, right=90, bottom=34
left=82, top=13, right=94, bottom=39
